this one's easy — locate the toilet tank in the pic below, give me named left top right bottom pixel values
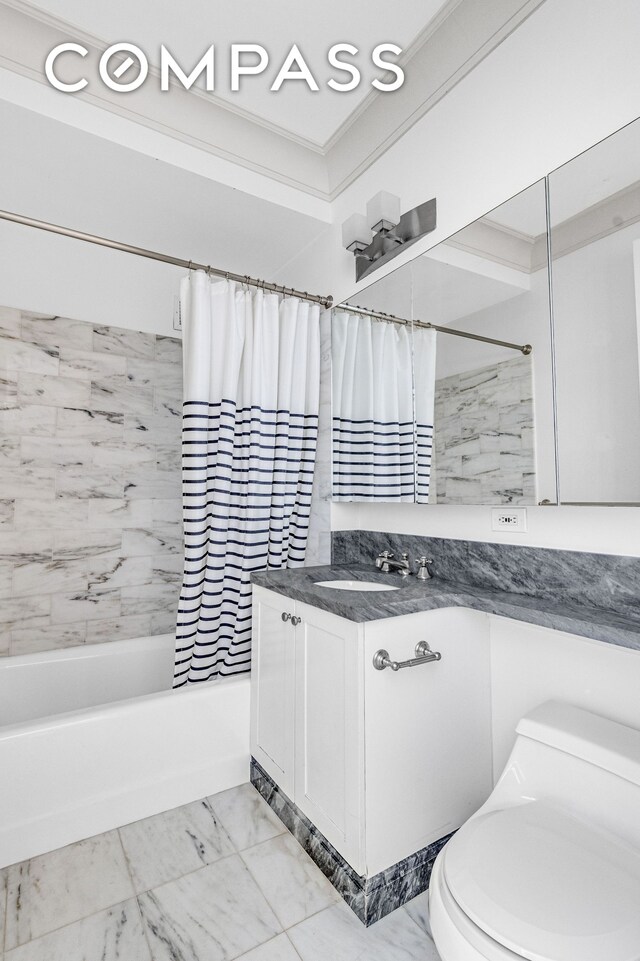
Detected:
left=484, top=701, right=640, bottom=848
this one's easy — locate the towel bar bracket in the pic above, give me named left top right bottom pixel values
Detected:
left=372, top=640, right=442, bottom=672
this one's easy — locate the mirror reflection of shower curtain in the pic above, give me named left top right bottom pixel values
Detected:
left=331, top=310, right=436, bottom=501
left=174, top=272, right=320, bottom=685
left=413, top=326, right=437, bottom=503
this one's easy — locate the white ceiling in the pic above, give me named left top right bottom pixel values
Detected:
left=18, top=0, right=451, bottom=146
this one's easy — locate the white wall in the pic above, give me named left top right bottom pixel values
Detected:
left=323, top=0, right=640, bottom=556
left=0, top=100, right=329, bottom=337
left=0, top=222, right=185, bottom=338
left=553, top=223, right=640, bottom=503
left=490, top=616, right=640, bottom=779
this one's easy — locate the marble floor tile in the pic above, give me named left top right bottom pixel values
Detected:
left=241, top=833, right=339, bottom=929
left=3, top=899, right=151, bottom=961
left=138, top=854, right=282, bottom=961
left=235, top=933, right=301, bottom=961
left=208, top=783, right=286, bottom=851
left=287, top=901, right=439, bottom=961
left=119, top=797, right=235, bottom=893
left=5, top=831, right=134, bottom=949
left=403, top=891, right=433, bottom=939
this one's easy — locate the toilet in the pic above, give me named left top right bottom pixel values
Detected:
left=429, top=701, right=640, bottom=961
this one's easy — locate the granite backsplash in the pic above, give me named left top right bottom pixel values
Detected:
left=331, top=530, right=640, bottom=619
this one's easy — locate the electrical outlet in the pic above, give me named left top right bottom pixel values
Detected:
left=173, top=295, right=182, bottom=331
left=491, top=507, right=528, bottom=533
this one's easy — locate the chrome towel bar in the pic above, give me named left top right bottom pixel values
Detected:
left=373, top=640, right=442, bottom=672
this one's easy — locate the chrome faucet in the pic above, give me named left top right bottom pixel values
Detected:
left=375, top=550, right=412, bottom=576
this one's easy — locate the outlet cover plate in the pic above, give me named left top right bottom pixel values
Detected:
left=173, top=295, right=182, bottom=331
left=491, top=507, right=528, bottom=533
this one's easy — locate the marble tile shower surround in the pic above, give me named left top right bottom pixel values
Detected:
left=432, top=354, right=535, bottom=505
left=332, top=530, right=640, bottom=622
left=0, top=305, right=183, bottom=657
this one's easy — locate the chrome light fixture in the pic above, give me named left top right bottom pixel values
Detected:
left=342, top=191, right=437, bottom=282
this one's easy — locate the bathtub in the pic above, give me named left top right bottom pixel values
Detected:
left=0, top=634, right=250, bottom=868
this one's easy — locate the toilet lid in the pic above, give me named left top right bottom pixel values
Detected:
left=443, top=801, right=640, bottom=961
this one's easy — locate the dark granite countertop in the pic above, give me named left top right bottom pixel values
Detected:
left=251, top=564, right=640, bottom=652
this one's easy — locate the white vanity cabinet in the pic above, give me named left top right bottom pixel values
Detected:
left=251, top=586, right=364, bottom=869
left=250, top=585, right=493, bottom=878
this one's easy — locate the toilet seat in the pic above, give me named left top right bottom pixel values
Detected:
left=442, top=800, right=640, bottom=961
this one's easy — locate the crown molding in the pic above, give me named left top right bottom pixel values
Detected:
left=550, top=179, right=640, bottom=260
left=443, top=217, right=537, bottom=274
left=0, top=0, right=550, bottom=206
left=3, top=0, right=327, bottom=153
left=321, top=0, right=466, bottom=154
left=325, top=0, right=549, bottom=198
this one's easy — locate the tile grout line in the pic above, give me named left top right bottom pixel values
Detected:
left=4, top=888, right=141, bottom=956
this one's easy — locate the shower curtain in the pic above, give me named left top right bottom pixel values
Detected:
left=413, top=325, right=437, bottom=503
left=174, top=272, right=320, bottom=685
left=332, top=310, right=435, bottom=501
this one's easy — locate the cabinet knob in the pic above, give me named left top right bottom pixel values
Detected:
left=281, top=612, right=292, bottom=622
left=291, top=616, right=302, bottom=627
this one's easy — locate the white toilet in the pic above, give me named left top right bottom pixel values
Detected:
left=429, top=701, right=640, bottom=961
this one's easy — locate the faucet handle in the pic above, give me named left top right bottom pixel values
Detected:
left=375, top=549, right=394, bottom=570
left=415, top=556, right=434, bottom=579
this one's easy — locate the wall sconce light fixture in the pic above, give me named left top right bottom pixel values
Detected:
left=342, top=191, right=437, bottom=282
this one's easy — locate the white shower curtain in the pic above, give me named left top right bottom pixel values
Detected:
left=413, top=325, right=437, bottom=503
left=174, top=272, right=320, bottom=685
left=331, top=310, right=436, bottom=501
left=332, top=309, right=414, bottom=501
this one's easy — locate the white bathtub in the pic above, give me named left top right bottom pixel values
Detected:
left=0, top=634, right=250, bottom=868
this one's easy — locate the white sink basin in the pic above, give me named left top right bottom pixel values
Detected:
left=314, top=580, right=400, bottom=592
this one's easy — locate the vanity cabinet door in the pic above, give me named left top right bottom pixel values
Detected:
left=250, top=586, right=296, bottom=798
left=293, top=601, right=365, bottom=874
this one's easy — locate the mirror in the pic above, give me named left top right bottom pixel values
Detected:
left=549, top=118, right=640, bottom=505
left=332, top=180, right=556, bottom=505
left=331, top=265, right=416, bottom=501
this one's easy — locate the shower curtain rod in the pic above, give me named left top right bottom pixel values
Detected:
left=0, top=208, right=334, bottom=309
left=340, top=302, right=532, bottom=355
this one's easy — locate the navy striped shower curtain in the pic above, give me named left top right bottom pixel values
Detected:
left=331, top=310, right=436, bottom=501
left=174, top=272, right=320, bottom=685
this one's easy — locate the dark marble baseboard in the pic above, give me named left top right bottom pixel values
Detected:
left=332, top=530, right=640, bottom=622
left=250, top=758, right=451, bottom=926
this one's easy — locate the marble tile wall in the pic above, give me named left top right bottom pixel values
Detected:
left=431, top=354, right=535, bottom=505
left=0, top=305, right=183, bottom=657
